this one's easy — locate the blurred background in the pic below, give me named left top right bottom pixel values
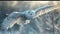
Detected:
left=0, top=1, right=60, bottom=34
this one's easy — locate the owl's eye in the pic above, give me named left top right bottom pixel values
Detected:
left=28, top=11, right=32, bottom=15
left=30, top=13, right=32, bottom=15
left=28, top=11, right=30, bottom=13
